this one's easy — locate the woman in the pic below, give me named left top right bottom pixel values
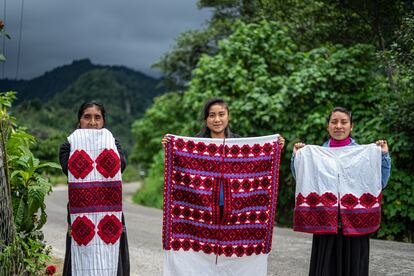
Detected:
left=163, top=98, right=285, bottom=213
left=60, top=101, right=130, bottom=276
left=291, top=106, right=391, bottom=276
left=163, top=98, right=285, bottom=275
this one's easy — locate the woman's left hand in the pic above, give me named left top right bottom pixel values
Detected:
left=376, top=140, right=389, bottom=153
left=278, top=136, right=285, bottom=149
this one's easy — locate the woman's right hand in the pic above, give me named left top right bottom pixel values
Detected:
left=293, top=142, right=306, bottom=155
left=162, top=135, right=171, bottom=146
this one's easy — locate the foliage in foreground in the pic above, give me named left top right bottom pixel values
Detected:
left=0, top=92, right=59, bottom=274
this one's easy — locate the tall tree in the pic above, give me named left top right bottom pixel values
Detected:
left=155, top=0, right=413, bottom=89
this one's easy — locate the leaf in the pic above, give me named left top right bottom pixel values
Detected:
left=37, top=162, right=61, bottom=170
left=15, top=197, right=27, bottom=231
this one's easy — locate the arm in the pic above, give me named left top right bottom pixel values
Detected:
left=376, top=140, right=391, bottom=189
left=115, top=139, right=127, bottom=173
left=59, top=141, right=70, bottom=176
left=381, top=152, right=391, bottom=189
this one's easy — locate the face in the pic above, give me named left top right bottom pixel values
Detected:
left=206, top=104, right=229, bottom=138
left=79, top=106, right=104, bottom=129
left=327, top=111, right=353, bottom=140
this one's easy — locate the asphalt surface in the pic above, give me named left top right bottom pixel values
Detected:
left=43, top=183, right=414, bottom=275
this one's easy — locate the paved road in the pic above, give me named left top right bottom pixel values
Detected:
left=44, top=183, right=414, bottom=276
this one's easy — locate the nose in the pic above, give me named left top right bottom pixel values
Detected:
left=89, top=118, right=97, bottom=125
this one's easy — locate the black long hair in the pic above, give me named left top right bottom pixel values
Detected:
left=196, top=98, right=234, bottom=138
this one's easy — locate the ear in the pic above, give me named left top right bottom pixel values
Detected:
left=350, top=123, right=354, bottom=132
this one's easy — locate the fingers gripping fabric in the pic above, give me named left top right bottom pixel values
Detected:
left=67, top=129, right=122, bottom=276
left=293, top=144, right=382, bottom=235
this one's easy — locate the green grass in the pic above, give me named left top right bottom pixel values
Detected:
left=132, top=152, right=164, bottom=209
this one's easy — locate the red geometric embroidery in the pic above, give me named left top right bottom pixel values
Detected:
left=69, top=181, right=122, bottom=213
left=97, top=214, right=123, bottom=244
left=294, top=192, right=382, bottom=235
left=241, top=145, right=250, bottom=156
left=305, top=192, right=321, bottom=207
left=68, top=150, right=94, bottom=179
left=71, top=216, right=95, bottom=246
left=359, top=193, right=377, bottom=208
left=320, top=192, right=337, bottom=207
left=96, top=149, right=120, bottom=178
left=341, top=207, right=381, bottom=235
left=294, top=207, right=338, bottom=234
left=341, top=193, right=359, bottom=209
left=172, top=189, right=210, bottom=207
left=296, top=193, right=305, bottom=206
left=163, top=136, right=281, bottom=257
left=232, top=194, right=270, bottom=210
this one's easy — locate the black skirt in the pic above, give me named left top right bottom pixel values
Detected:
left=309, top=232, right=369, bottom=276
left=62, top=213, right=130, bottom=276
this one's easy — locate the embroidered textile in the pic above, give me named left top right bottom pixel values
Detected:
left=68, top=129, right=123, bottom=276
left=163, top=134, right=281, bottom=258
left=293, top=144, right=382, bottom=235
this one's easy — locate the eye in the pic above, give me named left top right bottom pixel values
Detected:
left=83, top=114, right=91, bottom=120
left=95, top=115, right=102, bottom=121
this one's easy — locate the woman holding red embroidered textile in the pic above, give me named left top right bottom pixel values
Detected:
left=60, top=102, right=130, bottom=276
left=162, top=98, right=285, bottom=276
left=291, top=107, right=391, bottom=276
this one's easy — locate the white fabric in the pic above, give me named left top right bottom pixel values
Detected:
left=294, top=144, right=382, bottom=204
left=68, top=128, right=122, bottom=276
left=68, top=129, right=122, bottom=182
left=164, top=251, right=268, bottom=276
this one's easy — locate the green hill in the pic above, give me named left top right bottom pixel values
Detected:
left=2, top=59, right=164, bottom=162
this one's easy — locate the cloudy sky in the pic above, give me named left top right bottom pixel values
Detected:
left=0, top=0, right=210, bottom=80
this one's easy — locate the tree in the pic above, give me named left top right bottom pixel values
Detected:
left=134, top=20, right=406, bottom=233
left=155, top=0, right=414, bottom=89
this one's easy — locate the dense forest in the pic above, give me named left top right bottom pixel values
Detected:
left=132, top=0, right=414, bottom=242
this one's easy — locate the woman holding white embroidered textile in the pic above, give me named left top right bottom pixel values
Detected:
left=291, top=106, right=391, bottom=276
left=162, top=98, right=285, bottom=276
left=60, top=101, right=130, bottom=276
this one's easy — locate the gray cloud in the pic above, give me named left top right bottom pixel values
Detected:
left=1, top=0, right=210, bottom=79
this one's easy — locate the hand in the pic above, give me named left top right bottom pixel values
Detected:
left=293, top=142, right=306, bottom=155
left=376, top=140, right=389, bottom=154
left=278, top=136, right=285, bottom=149
left=162, top=135, right=171, bottom=146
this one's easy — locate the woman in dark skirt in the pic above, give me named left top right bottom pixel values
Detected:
left=60, top=101, right=130, bottom=276
left=291, top=106, right=391, bottom=276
